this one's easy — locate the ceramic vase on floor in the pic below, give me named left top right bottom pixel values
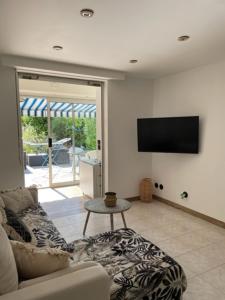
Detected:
left=139, top=178, right=153, bottom=202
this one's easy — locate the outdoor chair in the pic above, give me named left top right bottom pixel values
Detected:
left=23, top=138, right=71, bottom=167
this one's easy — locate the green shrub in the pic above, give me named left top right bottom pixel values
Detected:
left=22, top=124, right=48, bottom=154
left=22, top=116, right=48, bottom=135
left=22, top=116, right=96, bottom=153
left=84, top=118, right=96, bottom=150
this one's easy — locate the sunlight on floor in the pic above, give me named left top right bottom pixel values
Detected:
left=38, top=185, right=83, bottom=203
left=25, top=165, right=80, bottom=188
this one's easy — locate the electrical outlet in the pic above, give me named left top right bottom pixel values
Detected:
left=159, top=184, right=163, bottom=190
left=180, top=191, right=188, bottom=199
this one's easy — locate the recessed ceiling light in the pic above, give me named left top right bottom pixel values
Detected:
left=129, top=59, right=138, bottom=63
left=80, top=8, right=94, bottom=18
left=52, top=45, right=63, bottom=51
left=178, top=35, right=190, bottom=42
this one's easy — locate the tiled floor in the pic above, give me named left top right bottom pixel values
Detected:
left=25, top=165, right=80, bottom=188
left=39, top=188, right=225, bottom=300
left=38, top=186, right=83, bottom=203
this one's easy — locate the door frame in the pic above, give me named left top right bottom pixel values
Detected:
left=17, top=72, right=105, bottom=195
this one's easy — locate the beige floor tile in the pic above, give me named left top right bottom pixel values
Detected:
left=140, top=227, right=174, bottom=244
left=176, top=217, right=211, bottom=232
left=183, top=277, right=225, bottom=300
left=196, top=226, right=225, bottom=244
left=53, top=213, right=86, bottom=227
left=54, top=186, right=83, bottom=198
left=198, top=242, right=225, bottom=265
left=155, top=228, right=218, bottom=258
left=176, top=231, right=213, bottom=250
left=179, top=264, right=197, bottom=280
left=66, top=233, right=84, bottom=242
left=156, top=237, right=192, bottom=257
left=199, top=264, right=225, bottom=295
left=175, top=243, right=225, bottom=275
left=161, top=221, right=192, bottom=237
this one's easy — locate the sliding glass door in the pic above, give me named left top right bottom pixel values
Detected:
left=19, top=75, right=100, bottom=190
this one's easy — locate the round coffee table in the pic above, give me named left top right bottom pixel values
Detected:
left=83, top=198, right=132, bottom=235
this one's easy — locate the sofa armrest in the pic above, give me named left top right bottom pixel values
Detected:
left=0, top=262, right=110, bottom=300
left=19, top=261, right=102, bottom=288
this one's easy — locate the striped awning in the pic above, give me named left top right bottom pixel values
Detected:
left=20, top=98, right=96, bottom=118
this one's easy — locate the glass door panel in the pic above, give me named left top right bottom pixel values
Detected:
left=49, top=101, right=76, bottom=186
left=20, top=98, right=49, bottom=188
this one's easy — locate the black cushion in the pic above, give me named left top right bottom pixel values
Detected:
left=5, top=208, right=32, bottom=242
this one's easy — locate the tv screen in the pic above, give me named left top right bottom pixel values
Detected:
left=137, top=116, right=199, bottom=153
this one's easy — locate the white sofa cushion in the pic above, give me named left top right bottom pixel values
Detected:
left=27, top=185, right=38, bottom=205
left=11, top=241, right=70, bottom=280
left=0, top=197, right=7, bottom=223
left=19, top=261, right=100, bottom=288
left=0, top=224, right=18, bottom=295
left=0, top=188, right=36, bottom=213
left=0, top=196, right=5, bottom=208
left=0, top=205, right=7, bottom=224
left=2, top=223, right=25, bottom=242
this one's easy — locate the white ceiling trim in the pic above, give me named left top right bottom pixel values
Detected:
left=1, top=55, right=125, bottom=81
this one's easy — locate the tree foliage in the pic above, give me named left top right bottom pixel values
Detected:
left=22, top=116, right=48, bottom=135
left=21, top=116, right=96, bottom=153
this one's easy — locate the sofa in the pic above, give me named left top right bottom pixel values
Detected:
left=0, top=187, right=187, bottom=300
left=0, top=223, right=110, bottom=300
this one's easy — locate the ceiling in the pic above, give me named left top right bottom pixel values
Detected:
left=1, top=0, right=225, bottom=78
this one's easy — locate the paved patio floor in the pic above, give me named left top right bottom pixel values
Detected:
left=25, top=165, right=80, bottom=188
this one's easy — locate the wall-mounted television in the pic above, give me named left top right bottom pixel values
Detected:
left=137, top=116, right=199, bottom=153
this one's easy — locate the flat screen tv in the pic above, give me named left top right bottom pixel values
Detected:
left=137, top=116, right=199, bottom=153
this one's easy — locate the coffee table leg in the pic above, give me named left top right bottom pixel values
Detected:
left=121, top=212, right=127, bottom=228
left=110, top=214, right=114, bottom=231
left=83, top=211, right=90, bottom=236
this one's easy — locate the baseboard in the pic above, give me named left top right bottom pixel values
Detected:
left=153, top=194, right=225, bottom=229
left=126, top=196, right=140, bottom=202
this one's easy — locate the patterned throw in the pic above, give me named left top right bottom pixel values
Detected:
left=5, top=208, right=32, bottom=242
left=18, top=206, right=187, bottom=300
left=18, top=205, right=74, bottom=252
left=72, top=228, right=187, bottom=300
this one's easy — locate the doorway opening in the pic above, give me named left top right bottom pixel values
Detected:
left=18, top=75, right=103, bottom=198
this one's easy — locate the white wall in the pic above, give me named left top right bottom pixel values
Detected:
left=152, top=60, right=225, bottom=222
left=107, top=77, right=153, bottom=198
left=0, top=65, right=24, bottom=189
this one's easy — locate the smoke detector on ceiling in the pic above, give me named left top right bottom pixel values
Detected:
left=80, top=8, right=94, bottom=18
left=177, top=35, right=190, bottom=42
left=52, top=45, right=63, bottom=51
left=129, top=59, right=138, bottom=64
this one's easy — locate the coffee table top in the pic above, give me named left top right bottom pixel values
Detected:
left=84, top=198, right=132, bottom=214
